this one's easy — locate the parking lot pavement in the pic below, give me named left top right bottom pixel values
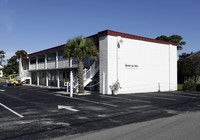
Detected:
left=1, top=83, right=200, bottom=139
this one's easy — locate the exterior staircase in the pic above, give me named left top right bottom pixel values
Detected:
left=74, top=60, right=99, bottom=90
left=20, top=70, right=31, bottom=82
left=18, top=70, right=31, bottom=83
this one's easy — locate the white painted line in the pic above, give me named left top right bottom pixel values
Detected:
left=151, top=97, right=176, bottom=101
left=133, top=99, right=151, bottom=103
left=129, top=105, right=151, bottom=109
left=100, top=95, right=151, bottom=103
left=129, top=94, right=176, bottom=101
left=156, top=93, right=198, bottom=99
left=58, top=105, right=79, bottom=112
left=0, top=103, right=24, bottom=118
left=174, top=95, right=197, bottom=99
left=56, top=94, right=118, bottom=107
left=0, top=89, right=5, bottom=92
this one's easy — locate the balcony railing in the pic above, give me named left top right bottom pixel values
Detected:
left=72, top=59, right=78, bottom=67
left=38, top=63, right=45, bottom=69
left=28, top=58, right=80, bottom=70
left=58, top=60, right=70, bottom=68
left=29, top=64, right=36, bottom=70
left=47, top=61, right=56, bottom=69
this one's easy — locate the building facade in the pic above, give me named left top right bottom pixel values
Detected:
left=0, top=65, right=3, bottom=77
left=20, top=30, right=177, bottom=94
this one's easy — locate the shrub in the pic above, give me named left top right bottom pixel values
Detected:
left=197, top=84, right=200, bottom=91
left=178, top=84, right=183, bottom=91
left=183, top=80, right=197, bottom=91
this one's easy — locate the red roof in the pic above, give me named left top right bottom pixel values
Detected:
left=25, top=29, right=177, bottom=57
left=27, top=45, right=65, bottom=57
left=89, top=30, right=177, bottom=46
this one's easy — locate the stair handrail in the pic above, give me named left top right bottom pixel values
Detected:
left=83, top=60, right=99, bottom=79
left=73, top=60, right=99, bottom=88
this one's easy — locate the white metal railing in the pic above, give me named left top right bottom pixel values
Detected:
left=74, top=60, right=99, bottom=88
left=24, top=70, right=31, bottom=77
left=38, top=62, right=45, bottom=69
left=29, top=58, right=80, bottom=70
left=47, top=61, right=56, bottom=69
left=58, top=60, right=70, bottom=68
left=19, top=70, right=31, bottom=81
left=29, top=64, right=36, bottom=70
left=83, top=60, right=99, bottom=80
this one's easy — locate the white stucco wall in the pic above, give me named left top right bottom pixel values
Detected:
left=0, top=70, right=3, bottom=77
left=99, top=35, right=177, bottom=94
left=99, top=36, right=108, bottom=93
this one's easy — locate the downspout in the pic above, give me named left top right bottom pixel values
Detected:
left=169, top=44, right=171, bottom=91
left=116, top=36, right=122, bottom=81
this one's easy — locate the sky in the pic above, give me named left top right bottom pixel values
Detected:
left=0, top=0, right=200, bottom=64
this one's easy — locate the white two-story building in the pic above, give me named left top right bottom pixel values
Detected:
left=19, top=30, right=177, bottom=94
left=0, top=65, right=3, bottom=77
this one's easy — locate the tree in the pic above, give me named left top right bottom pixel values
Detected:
left=15, top=50, right=27, bottom=58
left=64, top=36, right=98, bottom=93
left=189, top=55, right=200, bottom=83
left=178, top=52, right=200, bottom=83
left=178, top=53, right=192, bottom=84
left=156, top=35, right=186, bottom=50
left=0, top=50, right=5, bottom=65
left=3, top=50, right=27, bottom=76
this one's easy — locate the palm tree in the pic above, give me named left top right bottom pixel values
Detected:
left=0, top=50, right=5, bottom=65
left=64, top=36, right=98, bottom=93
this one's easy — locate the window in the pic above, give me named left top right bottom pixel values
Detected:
left=38, top=59, right=45, bottom=63
left=42, top=73, right=45, bottom=78
left=58, top=55, right=63, bottom=61
left=63, top=72, right=66, bottom=79
left=30, top=59, right=36, bottom=64
left=59, top=72, right=63, bottom=80
left=47, top=56, right=56, bottom=62
left=48, top=72, right=51, bottom=80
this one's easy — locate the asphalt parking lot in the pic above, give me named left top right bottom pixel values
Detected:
left=0, top=82, right=200, bottom=139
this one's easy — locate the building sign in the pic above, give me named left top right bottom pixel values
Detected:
left=125, top=64, right=139, bottom=69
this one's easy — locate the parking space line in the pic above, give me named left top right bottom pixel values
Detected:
left=172, top=94, right=197, bottom=99
left=151, top=97, right=176, bottom=101
left=129, top=105, right=151, bottom=109
left=100, top=95, right=151, bottom=103
left=0, top=103, right=24, bottom=118
left=129, top=94, right=176, bottom=101
left=154, top=93, right=198, bottom=99
left=58, top=105, right=79, bottom=112
left=56, top=94, right=118, bottom=107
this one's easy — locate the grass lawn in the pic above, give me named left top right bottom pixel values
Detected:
left=0, top=77, right=8, bottom=82
left=178, top=84, right=183, bottom=91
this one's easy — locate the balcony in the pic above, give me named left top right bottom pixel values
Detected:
left=38, top=63, right=45, bottom=70
left=28, top=57, right=80, bottom=71
left=29, top=64, right=36, bottom=70
left=47, top=61, right=56, bottom=69
left=58, top=60, right=70, bottom=68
